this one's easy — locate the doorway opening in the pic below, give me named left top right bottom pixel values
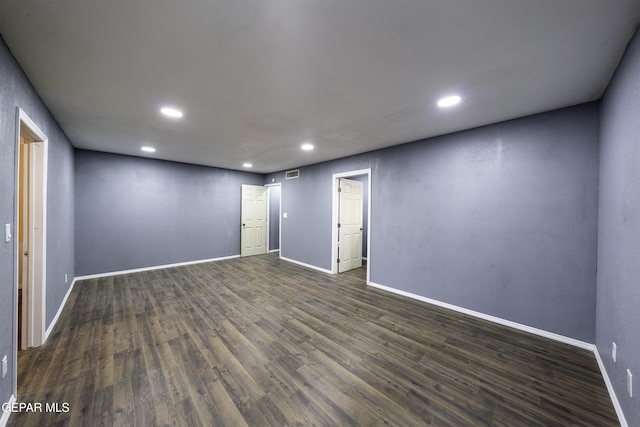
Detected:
left=266, top=183, right=281, bottom=255
left=331, top=168, right=371, bottom=282
left=15, top=108, right=48, bottom=358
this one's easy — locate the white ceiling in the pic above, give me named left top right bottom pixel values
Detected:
left=1, top=1, right=639, bottom=173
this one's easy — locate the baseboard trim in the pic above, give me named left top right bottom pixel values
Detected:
left=594, top=347, right=628, bottom=427
left=367, top=281, right=594, bottom=351
left=1, top=394, right=16, bottom=427
left=75, top=254, right=241, bottom=281
left=269, top=249, right=280, bottom=253
left=280, top=256, right=332, bottom=274
left=44, top=278, right=77, bottom=343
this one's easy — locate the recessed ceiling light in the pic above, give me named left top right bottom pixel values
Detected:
left=437, top=95, right=462, bottom=108
left=301, top=143, right=314, bottom=151
left=141, top=146, right=156, bottom=153
left=160, top=106, right=183, bottom=118
left=243, top=163, right=253, bottom=168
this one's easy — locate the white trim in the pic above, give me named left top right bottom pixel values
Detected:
left=367, top=281, right=595, bottom=351
left=75, top=254, right=241, bottom=281
left=280, top=256, right=332, bottom=274
left=331, top=168, right=372, bottom=282
left=594, top=347, right=628, bottom=427
left=1, top=394, right=16, bottom=427
left=44, top=278, right=77, bottom=342
left=269, top=249, right=280, bottom=253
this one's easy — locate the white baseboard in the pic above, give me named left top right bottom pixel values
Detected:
left=75, top=254, right=241, bottom=281
left=44, top=278, right=77, bottom=343
left=269, top=249, right=280, bottom=253
left=1, top=394, right=16, bottom=427
left=280, top=256, right=332, bottom=274
left=367, top=281, right=594, bottom=351
left=594, top=347, right=628, bottom=427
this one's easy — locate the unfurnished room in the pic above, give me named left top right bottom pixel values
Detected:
left=1, top=1, right=640, bottom=426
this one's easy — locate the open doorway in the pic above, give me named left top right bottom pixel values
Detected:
left=15, top=108, right=48, bottom=357
left=266, top=184, right=281, bottom=254
left=331, top=168, right=371, bottom=282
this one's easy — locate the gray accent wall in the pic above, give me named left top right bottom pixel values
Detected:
left=75, top=150, right=264, bottom=276
left=267, top=103, right=600, bottom=343
left=0, top=37, right=75, bottom=405
left=597, top=26, right=640, bottom=427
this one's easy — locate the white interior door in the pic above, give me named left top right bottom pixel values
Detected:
left=241, top=184, right=267, bottom=257
left=338, top=178, right=363, bottom=273
left=19, top=138, right=30, bottom=350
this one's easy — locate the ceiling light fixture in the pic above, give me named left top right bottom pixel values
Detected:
left=243, top=163, right=253, bottom=168
left=141, top=146, right=156, bottom=153
left=301, top=143, right=314, bottom=151
left=437, top=95, right=462, bottom=108
left=160, top=106, right=184, bottom=118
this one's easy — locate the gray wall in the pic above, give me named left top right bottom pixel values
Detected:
left=267, top=103, right=600, bottom=343
left=75, top=150, right=264, bottom=276
left=597, top=26, right=640, bottom=427
left=268, top=185, right=280, bottom=251
left=0, top=37, right=75, bottom=405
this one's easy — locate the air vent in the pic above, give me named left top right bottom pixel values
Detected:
left=285, top=169, right=300, bottom=179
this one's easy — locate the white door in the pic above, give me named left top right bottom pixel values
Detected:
left=241, top=184, right=267, bottom=257
left=19, top=138, right=30, bottom=350
left=338, top=178, right=363, bottom=273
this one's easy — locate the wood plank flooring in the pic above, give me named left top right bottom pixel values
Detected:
left=9, top=253, right=618, bottom=426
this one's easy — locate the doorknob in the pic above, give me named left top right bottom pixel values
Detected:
left=242, top=224, right=246, bottom=227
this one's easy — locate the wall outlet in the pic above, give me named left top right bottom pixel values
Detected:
left=628, top=369, right=633, bottom=398
left=65, top=274, right=68, bottom=283
left=612, top=342, right=617, bottom=363
left=1, top=355, right=7, bottom=378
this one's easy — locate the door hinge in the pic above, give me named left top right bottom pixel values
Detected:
left=338, top=187, right=342, bottom=192
left=337, top=223, right=341, bottom=228
left=337, top=258, right=340, bottom=264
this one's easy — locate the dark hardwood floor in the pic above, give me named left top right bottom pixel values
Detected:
left=10, top=253, right=617, bottom=426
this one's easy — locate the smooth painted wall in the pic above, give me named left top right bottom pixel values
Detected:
left=0, top=37, right=75, bottom=406
left=267, top=103, right=599, bottom=343
left=597, top=25, right=640, bottom=427
left=75, top=150, right=264, bottom=276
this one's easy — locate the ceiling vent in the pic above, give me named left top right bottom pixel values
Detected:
left=285, top=169, right=300, bottom=179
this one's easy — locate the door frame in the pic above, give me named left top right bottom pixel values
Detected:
left=265, top=183, right=282, bottom=253
left=13, top=108, right=48, bottom=373
left=331, top=168, right=371, bottom=281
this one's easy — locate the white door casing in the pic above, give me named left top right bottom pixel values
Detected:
left=338, top=178, right=363, bottom=273
left=241, top=184, right=267, bottom=257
